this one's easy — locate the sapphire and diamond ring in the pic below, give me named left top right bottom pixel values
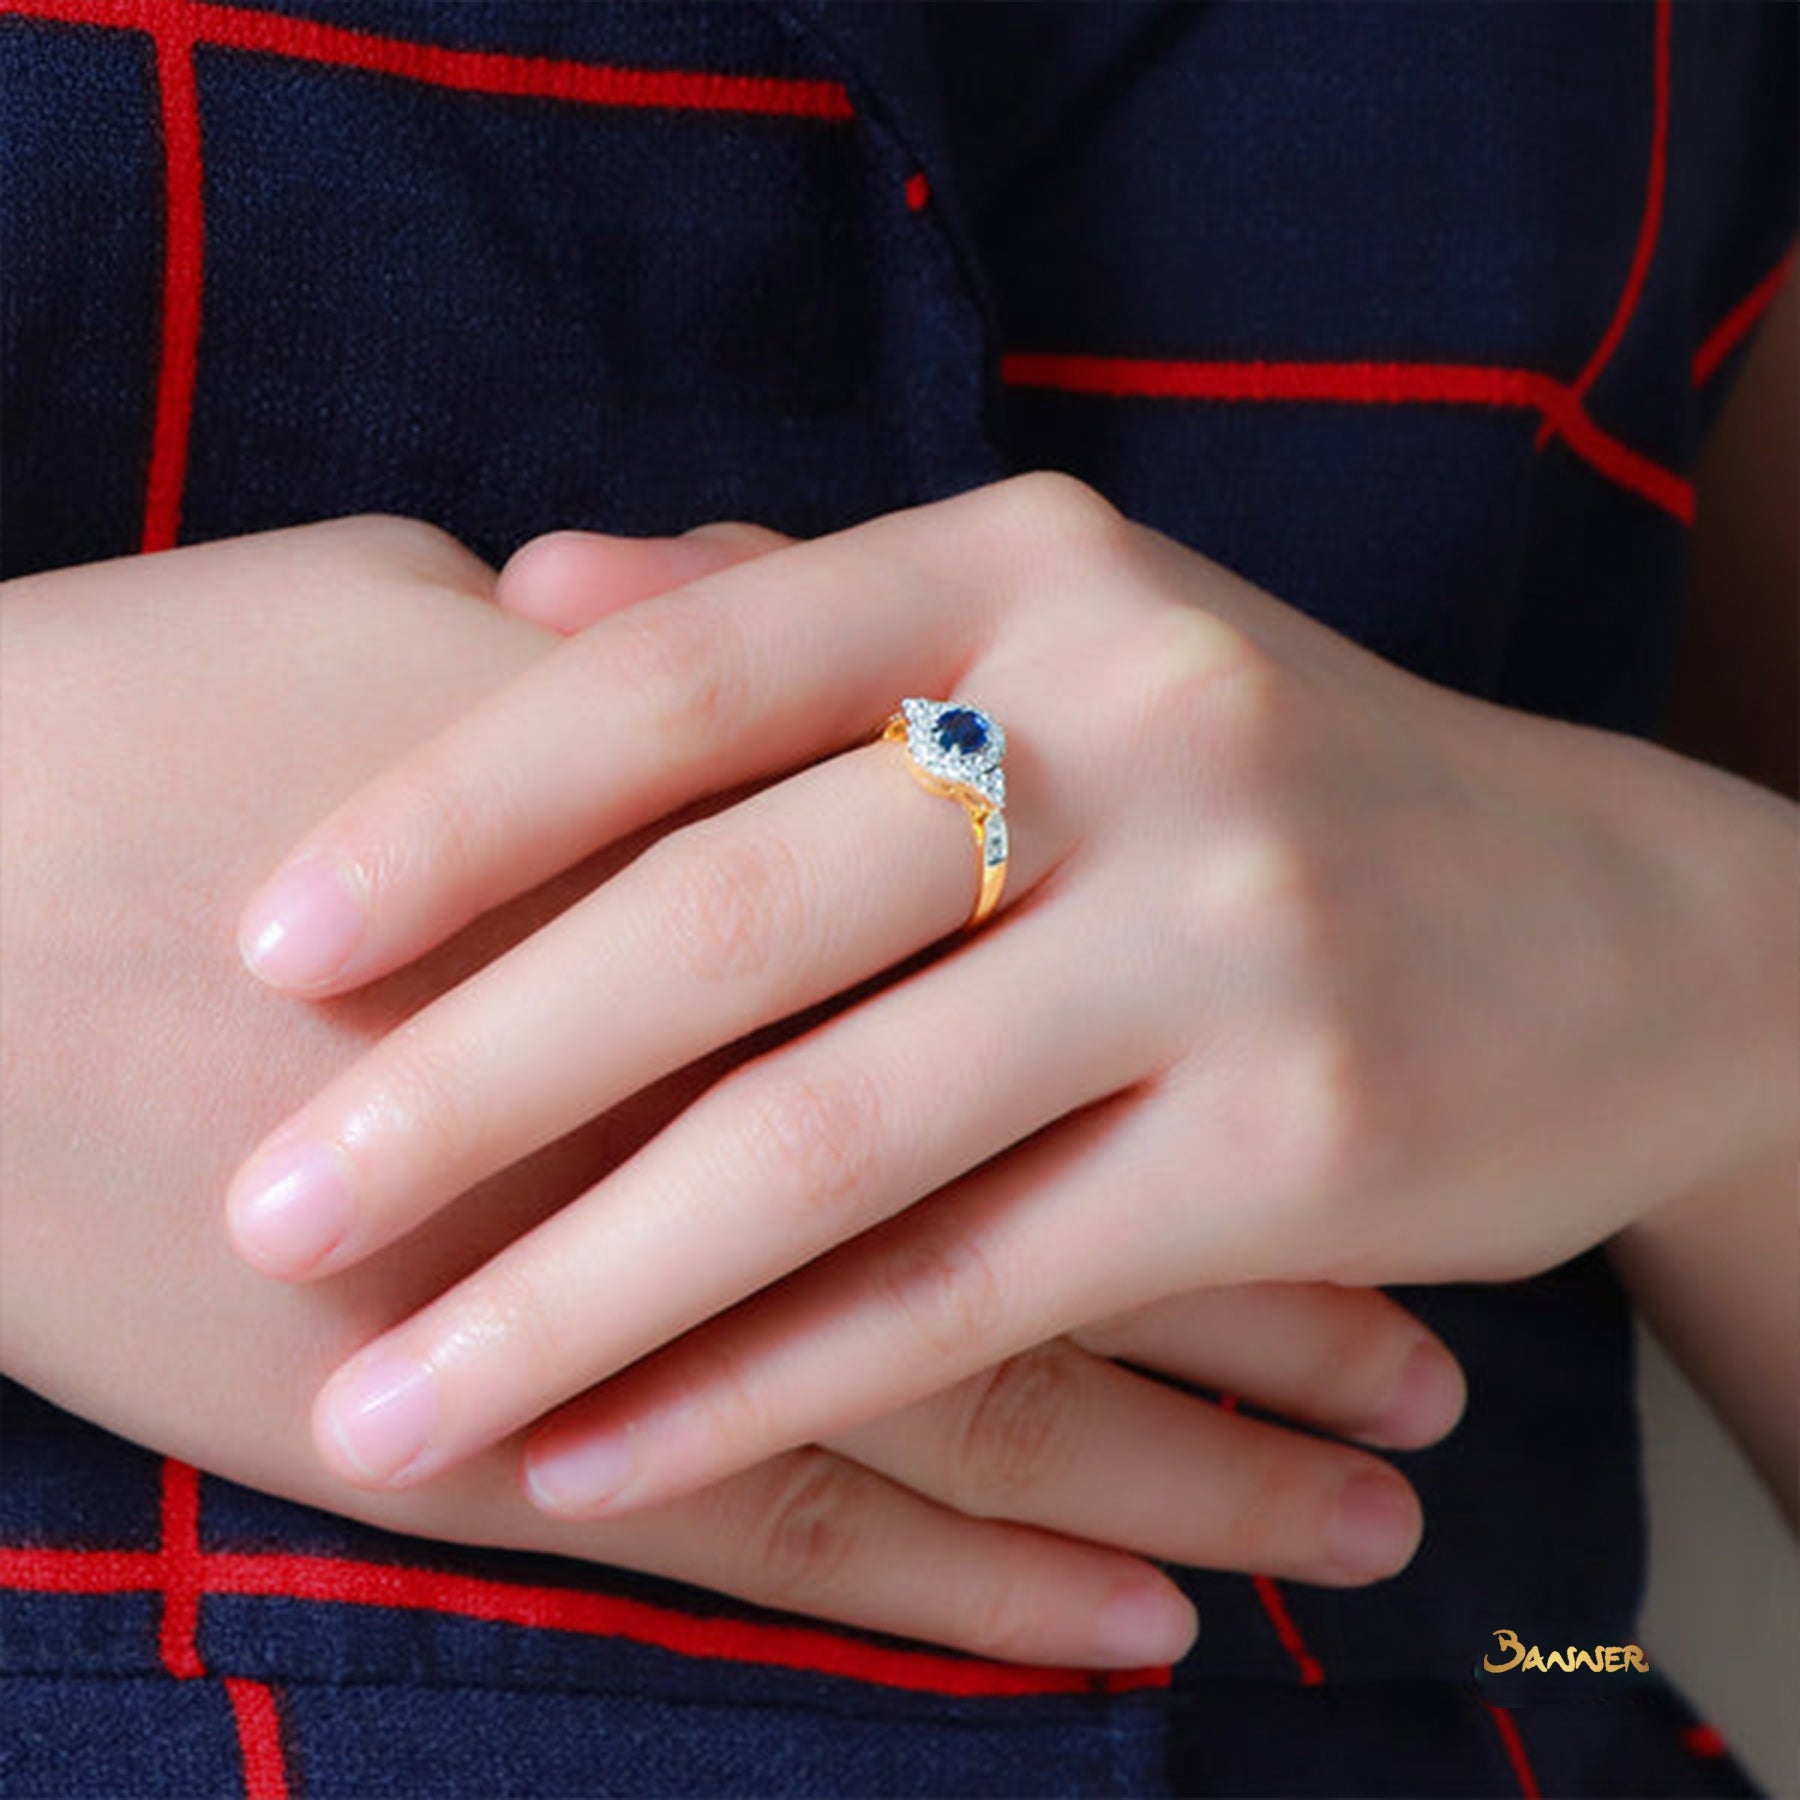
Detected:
left=880, top=698, right=1008, bottom=930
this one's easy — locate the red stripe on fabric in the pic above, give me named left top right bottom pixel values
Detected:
left=1214, top=1394, right=1326, bottom=1687
left=11, top=0, right=1692, bottom=523
left=0, top=0, right=156, bottom=23
left=0, top=1541, right=1165, bottom=1697
left=1000, top=352, right=1693, bottom=523
left=1004, top=353, right=1545, bottom=409
left=0, top=1548, right=164, bottom=1588
left=1681, top=1722, right=1729, bottom=1758
left=157, top=1458, right=206, bottom=1679
left=1564, top=0, right=1671, bottom=412
left=1692, top=249, right=1795, bottom=387
left=189, top=2, right=853, bottom=117
left=194, top=1, right=851, bottom=116
left=1482, top=1700, right=1543, bottom=1799
left=142, top=11, right=203, bottom=553
left=203, top=1552, right=1170, bottom=1697
left=225, top=1678, right=290, bottom=1800
left=1246, top=1574, right=1325, bottom=1687
left=1546, top=394, right=1693, bottom=522
left=0, top=0, right=851, bottom=117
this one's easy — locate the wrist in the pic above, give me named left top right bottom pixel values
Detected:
left=1601, top=725, right=1800, bottom=1189
left=1609, top=1139, right=1800, bottom=1530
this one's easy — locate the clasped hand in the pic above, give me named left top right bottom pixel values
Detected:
left=223, top=473, right=1787, bottom=1659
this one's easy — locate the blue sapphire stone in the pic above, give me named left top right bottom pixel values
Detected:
left=935, top=707, right=988, bottom=756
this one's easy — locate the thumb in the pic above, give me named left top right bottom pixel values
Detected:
left=495, top=521, right=794, bottom=634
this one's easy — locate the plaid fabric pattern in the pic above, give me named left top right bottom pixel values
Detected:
left=1, top=2, right=1792, bottom=1792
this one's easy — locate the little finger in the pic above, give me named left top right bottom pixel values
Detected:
left=1074, top=1283, right=1468, bottom=1450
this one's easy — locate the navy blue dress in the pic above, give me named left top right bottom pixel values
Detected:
left=2, top=3, right=1793, bottom=1793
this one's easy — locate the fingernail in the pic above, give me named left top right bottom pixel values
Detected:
left=1093, top=1583, right=1198, bottom=1666
left=239, top=853, right=367, bottom=989
left=227, top=1136, right=355, bottom=1276
left=524, top=1428, right=636, bottom=1517
left=1362, top=1342, right=1466, bottom=1446
left=1326, top=1472, right=1419, bottom=1578
left=318, top=1351, right=437, bottom=1486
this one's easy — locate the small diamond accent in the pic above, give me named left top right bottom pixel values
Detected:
left=983, top=813, right=1008, bottom=867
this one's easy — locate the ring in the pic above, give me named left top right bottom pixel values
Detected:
left=880, top=698, right=1008, bottom=930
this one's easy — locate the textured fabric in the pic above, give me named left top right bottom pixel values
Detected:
left=1, top=1, right=1793, bottom=1793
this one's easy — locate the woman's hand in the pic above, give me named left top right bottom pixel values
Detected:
left=224, top=471, right=1793, bottom=1523
left=1, top=520, right=1466, bottom=1669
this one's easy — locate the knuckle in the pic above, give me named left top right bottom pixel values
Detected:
left=1198, top=981, right=1385, bottom=1232
left=603, top=595, right=746, bottom=760
left=1173, top=831, right=1321, bottom=1007
left=1276, top=1017, right=1395, bottom=1209
left=495, top=528, right=591, bottom=594
left=735, top=1061, right=880, bottom=1222
left=952, top=1345, right=1085, bottom=1509
left=752, top=1450, right=866, bottom=1593
left=681, top=520, right=792, bottom=554
left=966, top=471, right=1139, bottom=602
left=994, top=468, right=1127, bottom=546
left=1204, top=834, right=1333, bottom=972
left=1140, top=606, right=1287, bottom=770
left=328, top=514, right=492, bottom=593
left=1171, top=826, right=1393, bottom=1229
left=651, top=823, right=807, bottom=986
left=874, top=1214, right=1007, bottom=1366
left=316, top=512, right=447, bottom=555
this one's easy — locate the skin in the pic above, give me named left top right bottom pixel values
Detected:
left=216, top=451, right=1795, bottom=1533
left=0, top=518, right=1469, bottom=1670
left=521, top=520, right=1785, bottom=1545
left=1606, top=271, right=1800, bottom=1531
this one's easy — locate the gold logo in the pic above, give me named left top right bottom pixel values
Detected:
left=1481, top=1628, right=1650, bottom=1674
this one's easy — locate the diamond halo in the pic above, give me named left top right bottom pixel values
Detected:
left=899, top=697, right=1006, bottom=810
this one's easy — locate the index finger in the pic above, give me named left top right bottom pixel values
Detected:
left=233, top=475, right=1109, bottom=997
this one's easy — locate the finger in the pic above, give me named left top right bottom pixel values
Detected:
left=226, top=699, right=1072, bottom=1283
left=494, top=524, right=791, bottom=634
left=826, top=1341, right=1424, bottom=1587
left=299, top=876, right=1141, bottom=1489
left=517, top=1080, right=1470, bottom=1518
left=232, top=475, right=1061, bottom=996
left=626, top=1444, right=1198, bottom=1669
left=515, top=1122, right=1468, bottom=1521
left=1074, top=1283, right=1468, bottom=1451
left=389, top=1436, right=1196, bottom=1670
